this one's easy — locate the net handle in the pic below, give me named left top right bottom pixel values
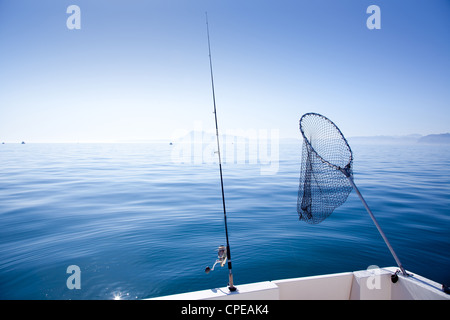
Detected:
left=300, top=113, right=353, bottom=171
left=340, top=168, right=408, bottom=277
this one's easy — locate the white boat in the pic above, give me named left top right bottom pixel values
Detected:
left=150, top=266, right=449, bottom=300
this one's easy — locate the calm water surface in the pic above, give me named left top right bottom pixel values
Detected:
left=0, top=142, right=449, bottom=299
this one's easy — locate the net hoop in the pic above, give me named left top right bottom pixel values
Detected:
left=299, top=112, right=353, bottom=172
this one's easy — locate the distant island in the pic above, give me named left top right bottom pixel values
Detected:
left=347, top=133, right=450, bottom=145
left=418, top=133, right=450, bottom=144
left=348, top=134, right=421, bottom=144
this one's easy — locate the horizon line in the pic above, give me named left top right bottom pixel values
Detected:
left=2, top=133, right=449, bottom=144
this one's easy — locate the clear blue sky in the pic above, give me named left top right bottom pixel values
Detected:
left=0, top=0, right=449, bottom=142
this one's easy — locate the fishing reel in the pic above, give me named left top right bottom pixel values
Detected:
left=205, top=245, right=227, bottom=274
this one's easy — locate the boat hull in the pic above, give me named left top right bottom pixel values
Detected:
left=150, top=267, right=449, bottom=300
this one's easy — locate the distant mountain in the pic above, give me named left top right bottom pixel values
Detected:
left=348, top=134, right=422, bottom=144
left=347, top=133, right=450, bottom=144
left=418, top=133, right=450, bottom=144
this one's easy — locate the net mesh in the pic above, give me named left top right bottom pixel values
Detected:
left=297, top=113, right=354, bottom=224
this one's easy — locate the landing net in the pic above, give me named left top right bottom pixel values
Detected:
left=297, top=113, right=353, bottom=224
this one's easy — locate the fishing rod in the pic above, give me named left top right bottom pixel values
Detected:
left=204, top=12, right=236, bottom=292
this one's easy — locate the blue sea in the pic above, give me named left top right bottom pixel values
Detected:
left=0, top=142, right=449, bottom=299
